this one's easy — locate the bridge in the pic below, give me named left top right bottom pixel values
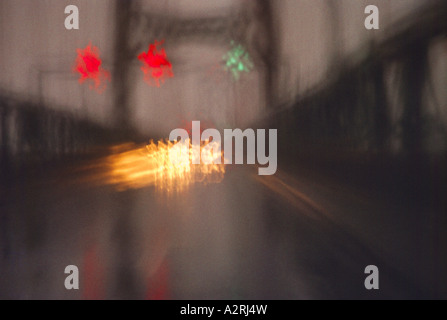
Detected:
left=0, top=0, right=446, bottom=300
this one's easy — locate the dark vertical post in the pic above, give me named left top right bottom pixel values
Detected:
left=326, top=0, right=343, bottom=74
left=113, top=0, right=134, bottom=133
left=373, top=62, right=389, bottom=152
left=0, top=102, right=10, bottom=182
left=400, top=44, right=428, bottom=156
left=254, top=0, right=279, bottom=109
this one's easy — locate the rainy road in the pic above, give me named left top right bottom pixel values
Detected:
left=0, top=157, right=446, bottom=299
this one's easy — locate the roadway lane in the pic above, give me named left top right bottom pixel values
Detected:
left=0, top=159, right=445, bottom=299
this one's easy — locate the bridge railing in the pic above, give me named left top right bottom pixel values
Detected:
left=0, top=93, right=122, bottom=183
left=262, top=0, right=447, bottom=159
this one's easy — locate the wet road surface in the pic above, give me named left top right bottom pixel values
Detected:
left=0, top=158, right=446, bottom=299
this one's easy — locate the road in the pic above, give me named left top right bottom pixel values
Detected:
left=0, top=153, right=446, bottom=299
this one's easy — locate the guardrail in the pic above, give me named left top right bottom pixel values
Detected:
left=0, top=93, right=123, bottom=182
left=263, top=1, right=447, bottom=158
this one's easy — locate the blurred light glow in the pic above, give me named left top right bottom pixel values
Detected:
left=73, top=44, right=110, bottom=93
left=100, top=139, right=225, bottom=193
left=223, top=41, right=254, bottom=80
left=138, top=41, right=174, bottom=87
